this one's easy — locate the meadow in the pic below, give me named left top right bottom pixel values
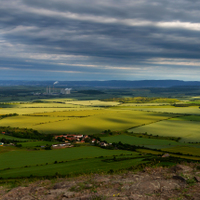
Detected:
left=102, top=135, right=180, bottom=149
left=0, top=134, right=31, bottom=141
left=0, top=146, right=136, bottom=170
left=0, top=157, right=145, bottom=179
left=130, top=120, right=200, bottom=142
left=136, top=149, right=200, bottom=161
left=131, top=106, right=200, bottom=115
left=161, top=146, right=200, bottom=156
left=169, top=115, right=200, bottom=121
left=0, top=146, right=146, bottom=178
left=17, top=141, right=59, bottom=148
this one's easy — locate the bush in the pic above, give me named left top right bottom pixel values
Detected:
left=16, top=144, right=22, bottom=148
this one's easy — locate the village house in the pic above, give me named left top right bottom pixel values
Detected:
left=55, top=134, right=86, bottom=142
left=100, top=142, right=108, bottom=147
left=76, top=140, right=85, bottom=144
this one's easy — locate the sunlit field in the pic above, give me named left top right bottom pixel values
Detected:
left=132, top=106, right=200, bottom=115
left=0, top=109, right=173, bottom=134
left=130, top=120, right=200, bottom=142
left=162, top=146, right=200, bottom=156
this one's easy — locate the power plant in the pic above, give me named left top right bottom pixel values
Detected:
left=44, top=81, right=72, bottom=95
left=44, top=87, right=72, bottom=95
left=60, top=88, right=72, bottom=95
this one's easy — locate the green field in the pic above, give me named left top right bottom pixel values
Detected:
left=132, top=106, right=200, bottom=115
left=0, top=146, right=136, bottom=170
left=102, top=135, right=180, bottom=149
left=162, top=146, right=200, bottom=156
left=136, top=149, right=200, bottom=160
left=18, top=141, right=59, bottom=148
left=117, top=103, right=171, bottom=107
left=169, top=115, right=200, bottom=121
left=0, top=146, right=146, bottom=178
left=136, top=149, right=163, bottom=155
left=0, top=157, right=145, bottom=178
left=130, top=120, right=200, bottom=142
left=0, top=134, right=31, bottom=141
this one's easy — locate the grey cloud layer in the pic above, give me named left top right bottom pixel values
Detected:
left=1, top=0, right=200, bottom=80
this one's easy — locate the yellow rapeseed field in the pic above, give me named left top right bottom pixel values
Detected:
left=0, top=109, right=172, bottom=134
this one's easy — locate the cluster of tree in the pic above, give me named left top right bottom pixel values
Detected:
left=102, top=155, right=141, bottom=163
left=100, top=141, right=200, bottom=160
left=172, top=103, right=200, bottom=107
left=0, top=88, right=34, bottom=96
left=44, top=144, right=52, bottom=150
left=88, top=134, right=101, bottom=142
left=0, top=138, right=24, bottom=144
left=128, top=132, right=181, bottom=142
left=102, top=97, right=179, bottom=103
left=102, top=141, right=138, bottom=151
left=0, top=126, right=53, bottom=141
left=0, top=113, right=18, bottom=119
left=78, top=90, right=105, bottom=95
left=102, top=129, right=112, bottom=135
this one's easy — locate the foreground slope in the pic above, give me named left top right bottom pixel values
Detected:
left=0, top=163, right=200, bottom=200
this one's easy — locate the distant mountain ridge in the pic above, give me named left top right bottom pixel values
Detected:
left=1, top=80, right=200, bottom=88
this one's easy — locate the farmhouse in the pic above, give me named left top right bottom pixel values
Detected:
left=92, top=139, right=96, bottom=143
left=55, top=134, right=85, bottom=142
left=54, top=135, right=64, bottom=139
left=76, top=140, right=85, bottom=144
left=100, top=142, right=108, bottom=147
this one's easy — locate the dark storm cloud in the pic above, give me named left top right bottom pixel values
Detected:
left=1, top=0, right=200, bottom=80
left=21, top=0, right=200, bottom=21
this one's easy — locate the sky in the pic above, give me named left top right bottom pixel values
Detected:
left=1, top=0, right=200, bottom=81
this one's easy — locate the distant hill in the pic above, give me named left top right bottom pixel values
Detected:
left=1, top=80, right=200, bottom=88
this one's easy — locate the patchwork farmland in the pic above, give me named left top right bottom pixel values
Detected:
left=0, top=96, right=200, bottom=178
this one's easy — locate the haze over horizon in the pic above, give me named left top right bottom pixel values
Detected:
left=1, top=0, right=200, bottom=81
